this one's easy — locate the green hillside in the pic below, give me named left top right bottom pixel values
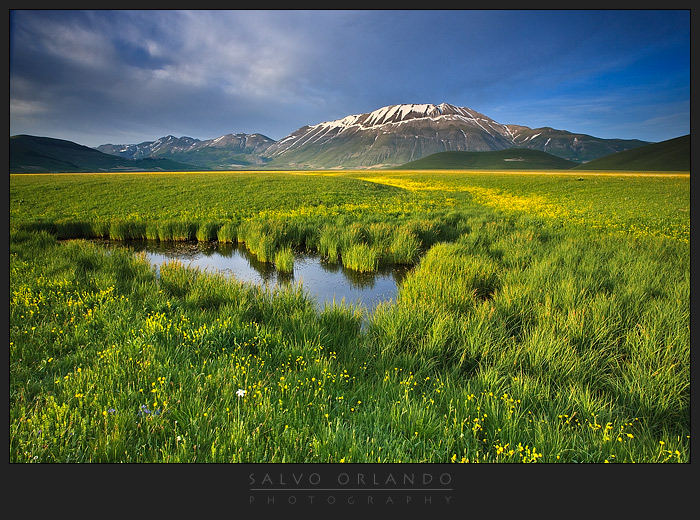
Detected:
left=395, top=148, right=579, bottom=170
left=10, top=135, right=202, bottom=173
left=573, top=135, right=689, bottom=171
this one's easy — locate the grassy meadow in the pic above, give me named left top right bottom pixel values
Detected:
left=9, top=169, right=690, bottom=463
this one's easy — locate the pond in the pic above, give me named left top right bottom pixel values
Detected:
left=108, top=240, right=411, bottom=311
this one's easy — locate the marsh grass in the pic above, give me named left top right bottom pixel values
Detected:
left=236, top=219, right=306, bottom=263
left=274, top=246, right=295, bottom=273
left=145, top=222, right=160, bottom=241
left=165, top=220, right=196, bottom=242
left=196, top=221, right=221, bottom=242
left=110, top=220, right=147, bottom=241
left=399, top=242, right=501, bottom=314
left=388, top=227, right=422, bottom=264
left=341, top=243, right=380, bottom=272
left=365, top=222, right=393, bottom=250
left=9, top=170, right=689, bottom=463
left=216, top=221, right=238, bottom=243
left=54, top=220, right=101, bottom=239
left=318, top=225, right=342, bottom=263
left=316, top=221, right=422, bottom=271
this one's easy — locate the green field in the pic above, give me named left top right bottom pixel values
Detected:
left=9, top=169, right=690, bottom=462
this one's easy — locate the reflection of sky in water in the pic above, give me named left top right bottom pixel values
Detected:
left=121, top=241, right=408, bottom=311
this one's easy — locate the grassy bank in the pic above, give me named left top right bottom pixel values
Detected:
left=9, top=170, right=690, bottom=462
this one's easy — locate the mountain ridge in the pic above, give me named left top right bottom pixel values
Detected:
left=91, top=103, right=652, bottom=169
left=12, top=102, right=674, bottom=172
left=9, top=134, right=205, bottom=173
left=10, top=133, right=688, bottom=174
left=96, top=133, right=275, bottom=169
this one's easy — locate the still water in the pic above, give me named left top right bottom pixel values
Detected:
left=116, top=240, right=409, bottom=311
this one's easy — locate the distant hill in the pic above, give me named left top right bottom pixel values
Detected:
left=395, top=148, right=579, bottom=170
left=10, top=135, right=203, bottom=173
left=573, top=135, right=689, bottom=171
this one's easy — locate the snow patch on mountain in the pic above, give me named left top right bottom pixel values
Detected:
left=302, top=103, right=517, bottom=145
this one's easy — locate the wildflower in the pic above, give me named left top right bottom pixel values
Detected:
left=236, top=388, right=246, bottom=398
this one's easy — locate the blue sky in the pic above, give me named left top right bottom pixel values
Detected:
left=9, top=9, right=690, bottom=147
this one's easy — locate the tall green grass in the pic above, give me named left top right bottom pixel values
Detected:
left=341, top=243, right=380, bottom=272
left=9, top=170, right=690, bottom=463
left=274, top=246, right=295, bottom=273
left=216, top=221, right=238, bottom=243
left=196, top=221, right=221, bottom=242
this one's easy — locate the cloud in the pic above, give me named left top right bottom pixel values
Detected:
left=9, top=9, right=690, bottom=147
left=11, top=10, right=358, bottom=143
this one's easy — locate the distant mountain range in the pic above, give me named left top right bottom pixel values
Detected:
left=10, top=103, right=689, bottom=173
left=9, top=135, right=197, bottom=173
left=93, top=103, right=651, bottom=170
left=95, top=133, right=274, bottom=169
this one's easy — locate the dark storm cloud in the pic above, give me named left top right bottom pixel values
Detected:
left=10, top=10, right=690, bottom=147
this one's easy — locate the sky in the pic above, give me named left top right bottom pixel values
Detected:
left=9, top=9, right=690, bottom=148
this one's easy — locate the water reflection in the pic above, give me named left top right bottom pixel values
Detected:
left=112, top=240, right=409, bottom=311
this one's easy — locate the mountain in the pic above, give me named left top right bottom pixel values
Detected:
left=92, top=103, right=650, bottom=170
left=10, top=135, right=202, bottom=173
left=96, top=133, right=275, bottom=169
left=572, top=134, right=689, bottom=171
left=13, top=103, right=659, bottom=172
left=258, top=103, right=650, bottom=169
left=396, top=148, right=580, bottom=170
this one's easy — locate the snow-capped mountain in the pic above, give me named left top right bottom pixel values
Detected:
left=276, top=103, right=514, bottom=143
left=96, top=103, right=650, bottom=169
left=262, top=103, right=520, bottom=168
left=96, top=133, right=275, bottom=168
left=261, top=103, right=649, bottom=168
left=96, top=135, right=200, bottom=159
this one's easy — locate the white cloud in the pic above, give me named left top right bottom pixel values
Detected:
left=9, top=98, right=49, bottom=119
